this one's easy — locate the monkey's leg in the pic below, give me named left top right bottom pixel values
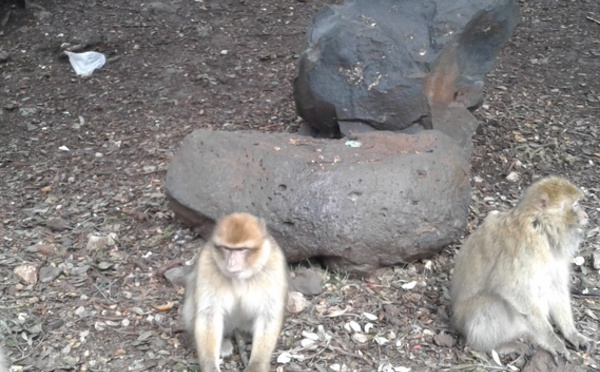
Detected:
left=182, top=268, right=199, bottom=331
left=456, top=295, right=528, bottom=352
left=549, top=288, right=595, bottom=354
left=492, top=341, right=532, bottom=357
left=245, top=315, right=283, bottom=372
left=194, top=313, right=224, bottom=372
left=522, top=305, right=570, bottom=363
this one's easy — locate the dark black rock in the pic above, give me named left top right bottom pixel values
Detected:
left=294, top=0, right=520, bottom=144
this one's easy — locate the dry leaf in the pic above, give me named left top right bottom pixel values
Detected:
left=363, top=312, right=377, bottom=321
left=351, top=333, right=368, bottom=343
left=374, top=336, right=389, bottom=345
left=346, top=320, right=361, bottom=333
left=152, top=301, right=175, bottom=311
left=491, top=349, right=502, bottom=366
left=401, top=281, right=417, bottom=290
left=326, top=305, right=351, bottom=317
left=301, top=331, right=319, bottom=341
left=277, top=351, right=292, bottom=364
left=36, top=243, right=54, bottom=255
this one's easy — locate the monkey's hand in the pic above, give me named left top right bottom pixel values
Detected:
left=541, top=339, right=571, bottom=366
left=548, top=348, right=570, bottom=367
left=566, top=332, right=595, bottom=354
left=245, top=361, right=269, bottom=372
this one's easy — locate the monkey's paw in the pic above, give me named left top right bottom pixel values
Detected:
left=544, top=343, right=571, bottom=366
left=245, top=361, right=270, bottom=372
left=220, top=338, right=233, bottom=358
left=585, top=340, right=597, bottom=355
left=548, top=350, right=569, bottom=366
left=567, top=332, right=595, bottom=354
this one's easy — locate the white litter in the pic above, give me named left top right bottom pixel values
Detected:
left=65, top=51, right=106, bottom=77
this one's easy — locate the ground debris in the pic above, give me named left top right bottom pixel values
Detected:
left=0, top=0, right=599, bottom=370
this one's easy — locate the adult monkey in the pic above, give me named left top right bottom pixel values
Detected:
left=451, top=176, right=595, bottom=363
left=182, top=213, right=289, bottom=372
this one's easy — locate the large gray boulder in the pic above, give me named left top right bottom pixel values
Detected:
left=294, top=0, right=520, bottom=147
left=165, top=129, right=470, bottom=273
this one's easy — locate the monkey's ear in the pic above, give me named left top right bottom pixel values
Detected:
left=536, top=192, right=550, bottom=210
left=258, top=217, right=268, bottom=233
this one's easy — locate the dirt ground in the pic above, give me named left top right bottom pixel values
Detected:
left=1, top=0, right=600, bottom=371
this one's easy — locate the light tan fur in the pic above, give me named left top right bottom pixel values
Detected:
left=450, top=176, right=595, bottom=362
left=182, top=213, right=288, bottom=372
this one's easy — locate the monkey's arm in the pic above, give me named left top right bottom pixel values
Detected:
left=549, top=281, right=595, bottom=353
left=246, top=307, right=285, bottom=372
left=516, top=296, right=570, bottom=362
left=194, top=312, right=224, bottom=372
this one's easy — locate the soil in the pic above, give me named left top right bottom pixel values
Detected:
left=1, top=0, right=600, bottom=371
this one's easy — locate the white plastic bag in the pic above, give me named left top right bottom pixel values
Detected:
left=64, top=51, right=106, bottom=77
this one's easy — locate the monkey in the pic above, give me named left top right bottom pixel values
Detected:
left=450, top=176, right=595, bottom=362
left=181, top=213, right=289, bottom=372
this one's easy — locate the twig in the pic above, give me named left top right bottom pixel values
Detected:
left=156, top=259, right=185, bottom=277
left=325, top=344, right=372, bottom=364
left=1, top=10, right=11, bottom=28
left=586, top=16, right=600, bottom=25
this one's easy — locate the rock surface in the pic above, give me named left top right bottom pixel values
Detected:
left=294, top=0, right=520, bottom=144
left=165, top=129, right=470, bottom=273
left=290, top=268, right=324, bottom=296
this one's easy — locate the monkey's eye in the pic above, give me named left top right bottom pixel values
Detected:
left=216, top=245, right=230, bottom=252
left=573, top=201, right=579, bottom=208
left=218, top=245, right=249, bottom=252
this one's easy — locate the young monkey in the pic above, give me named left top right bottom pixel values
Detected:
left=450, top=176, right=595, bottom=362
left=182, top=213, right=288, bottom=372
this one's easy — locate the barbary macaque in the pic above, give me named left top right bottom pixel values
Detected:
left=450, top=176, right=595, bottom=361
left=182, top=213, right=288, bottom=372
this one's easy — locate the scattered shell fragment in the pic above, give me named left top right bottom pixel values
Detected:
left=86, top=233, right=118, bottom=251
left=351, top=333, right=368, bottom=343
left=14, top=264, right=39, bottom=284
left=286, top=291, right=310, bottom=314
left=506, top=171, right=520, bottom=182
left=401, top=281, right=417, bottom=290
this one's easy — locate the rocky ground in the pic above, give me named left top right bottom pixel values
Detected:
left=1, top=0, right=600, bottom=371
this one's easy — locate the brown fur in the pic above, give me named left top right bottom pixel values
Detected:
left=450, top=176, right=594, bottom=362
left=182, top=213, right=288, bottom=372
left=213, top=213, right=265, bottom=248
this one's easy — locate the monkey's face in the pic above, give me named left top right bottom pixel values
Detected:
left=532, top=177, right=588, bottom=231
left=571, top=200, right=589, bottom=227
left=553, top=198, right=588, bottom=233
left=210, top=213, right=268, bottom=279
left=215, top=245, right=253, bottom=278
